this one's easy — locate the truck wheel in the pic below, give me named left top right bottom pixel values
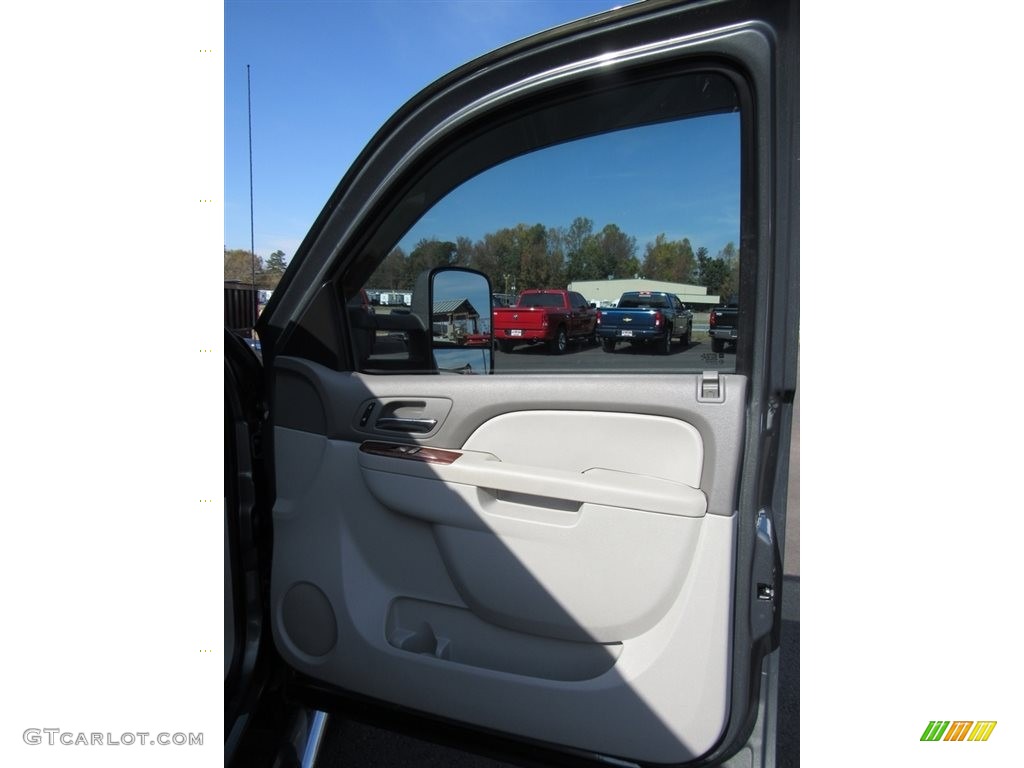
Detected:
left=498, top=340, right=514, bottom=354
left=602, top=339, right=616, bottom=353
left=680, top=326, right=690, bottom=347
left=659, top=326, right=673, bottom=355
left=548, top=326, right=568, bottom=355
left=711, top=338, right=725, bottom=353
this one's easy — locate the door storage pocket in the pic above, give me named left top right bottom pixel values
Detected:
left=385, top=597, right=621, bottom=681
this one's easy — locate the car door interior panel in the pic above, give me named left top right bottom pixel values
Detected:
left=270, top=357, right=748, bottom=763
left=233, top=3, right=797, bottom=767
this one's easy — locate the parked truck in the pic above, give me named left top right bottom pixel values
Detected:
left=708, top=302, right=738, bottom=352
left=491, top=289, right=597, bottom=354
left=595, top=290, right=693, bottom=354
left=224, top=281, right=261, bottom=355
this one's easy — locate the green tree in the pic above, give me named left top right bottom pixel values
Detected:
left=406, top=239, right=458, bottom=285
left=368, top=247, right=408, bottom=289
left=544, top=226, right=567, bottom=287
left=454, top=236, right=475, bottom=269
left=593, top=223, right=638, bottom=280
left=472, top=228, right=523, bottom=293
left=352, top=218, right=719, bottom=298
left=716, top=242, right=739, bottom=302
left=693, top=247, right=708, bottom=282
left=564, top=217, right=601, bottom=282
left=266, top=250, right=287, bottom=271
left=259, top=250, right=289, bottom=289
left=467, top=235, right=499, bottom=287
left=694, top=241, right=738, bottom=299
left=224, top=248, right=263, bottom=283
left=641, top=234, right=695, bottom=283
left=510, top=223, right=554, bottom=290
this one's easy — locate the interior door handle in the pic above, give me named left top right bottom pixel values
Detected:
left=375, top=417, right=438, bottom=433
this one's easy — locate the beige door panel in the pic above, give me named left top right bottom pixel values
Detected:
left=270, top=363, right=747, bottom=763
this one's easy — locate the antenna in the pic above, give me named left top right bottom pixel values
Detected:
left=247, top=64, right=257, bottom=333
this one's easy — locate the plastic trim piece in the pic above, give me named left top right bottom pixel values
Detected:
left=359, top=446, right=707, bottom=518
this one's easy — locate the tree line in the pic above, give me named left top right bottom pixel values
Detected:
left=368, top=217, right=738, bottom=299
left=224, top=248, right=289, bottom=289
left=225, top=217, right=739, bottom=299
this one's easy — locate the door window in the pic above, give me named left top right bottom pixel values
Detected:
left=343, top=70, right=743, bottom=375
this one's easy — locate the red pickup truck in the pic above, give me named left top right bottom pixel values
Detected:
left=492, top=289, right=597, bottom=354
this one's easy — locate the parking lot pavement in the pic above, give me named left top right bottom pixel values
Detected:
left=492, top=336, right=736, bottom=373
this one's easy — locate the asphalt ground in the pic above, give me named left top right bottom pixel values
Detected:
left=317, top=345, right=800, bottom=768
left=491, top=334, right=737, bottom=373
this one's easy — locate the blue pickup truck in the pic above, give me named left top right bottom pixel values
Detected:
left=595, top=291, right=693, bottom=354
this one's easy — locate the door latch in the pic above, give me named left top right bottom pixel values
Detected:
left=751, top=507, right=781, bottom=643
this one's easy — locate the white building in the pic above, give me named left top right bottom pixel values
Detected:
left=567, top=279, right=720, bottom=308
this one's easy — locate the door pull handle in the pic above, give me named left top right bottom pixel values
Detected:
left=375, top=417, right=438, bottom=433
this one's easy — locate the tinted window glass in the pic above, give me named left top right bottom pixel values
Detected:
left=351, top=73, right=741, bottom=374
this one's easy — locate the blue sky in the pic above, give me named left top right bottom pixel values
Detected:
left=401, top=114, right=739, bottom=254
left=225, top=0, right=739, bottom=262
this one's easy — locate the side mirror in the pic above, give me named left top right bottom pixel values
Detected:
left=413, top=267, right=492, bottom=374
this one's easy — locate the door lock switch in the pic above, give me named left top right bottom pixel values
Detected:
left=359, top=402, right=376, bottom=427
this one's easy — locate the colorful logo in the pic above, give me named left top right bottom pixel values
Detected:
left=921, top=721, right=996, bottom=742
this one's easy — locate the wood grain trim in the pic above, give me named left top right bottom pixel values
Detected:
left=359, top=441, right=461, bottom=465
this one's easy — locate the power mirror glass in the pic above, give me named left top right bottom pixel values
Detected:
left=430, top=268, right=492, bottom=374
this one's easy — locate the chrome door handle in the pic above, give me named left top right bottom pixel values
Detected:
left=375, top=417, right=438, bottom=433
